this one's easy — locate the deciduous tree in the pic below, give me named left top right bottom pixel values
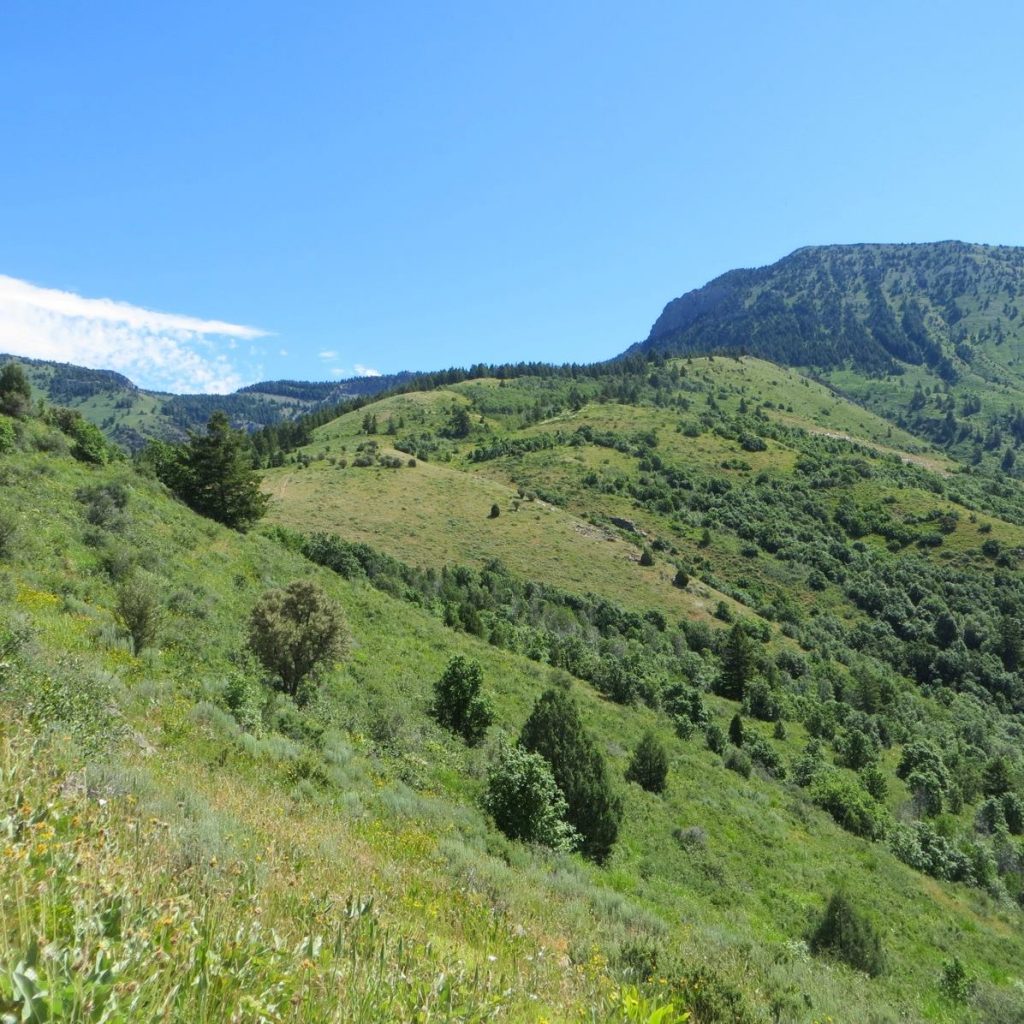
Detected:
left=248, top=580, right=348, bottom=697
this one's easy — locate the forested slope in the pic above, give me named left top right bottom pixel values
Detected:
left=630, top=242, right=1024, bottom=471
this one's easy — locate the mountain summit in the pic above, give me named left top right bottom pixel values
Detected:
left=633, top=241, right=1024, bottom=380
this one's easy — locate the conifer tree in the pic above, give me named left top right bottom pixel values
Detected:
left=728, top=713, right=745, bottom=748
left=717, top=623, right=755, bottom=701
left=810, top=891, right=886, bottom=976
left=0, top=361, right=32, bottom=418
left=176, top=412, right=269, bottom=530
left=625, top=730, right=669, bottom=793
left=519, top=686, right=623, bottom=863
left=431, top=655, right=493, bottom=746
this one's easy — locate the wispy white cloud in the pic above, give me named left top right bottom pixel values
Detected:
left=328, top=363, right=383, bottom=379
left=0, top=274, right=266, bottom=394
left=318, top=349, right=338, bottom=360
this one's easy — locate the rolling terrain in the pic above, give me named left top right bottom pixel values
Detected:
left=5, top=246, right=1024, bottom=1021
left=254, top=354, right=1024, bottom=1019
left=631, top=242, right=1024, bottom=472
left=1, top=353, right=413, bottom=449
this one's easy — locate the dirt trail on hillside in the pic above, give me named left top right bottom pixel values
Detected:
left=806, top=428, right=951, bottom=476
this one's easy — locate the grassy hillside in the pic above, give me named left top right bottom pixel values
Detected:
left=3, top=360, right=1024, bottom=1021
left=630, top=242, right=1024, bottom=472
left=256, top=356, right=1024, bottom=1018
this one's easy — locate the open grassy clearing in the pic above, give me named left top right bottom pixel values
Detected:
left=262, top=451, right=743, bottom=623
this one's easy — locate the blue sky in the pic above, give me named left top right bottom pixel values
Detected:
left=2, top=1, right=1023, bottom=392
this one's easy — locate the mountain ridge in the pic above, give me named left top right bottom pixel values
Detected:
left=627, top=240, right=1024, bottom=468
left=0, top=352, right=415, bottom=448
left=639, top=240, right=1024, bottom=369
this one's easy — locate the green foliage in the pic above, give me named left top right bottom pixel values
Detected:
left=837, top=727, right=877, bottom=771
left=724, top=747, right=751, bottom=779
left=743, top=732, right=786, bottom=779
left=625, top=730, right=669, bottom=794
left=0, top=510, right=18, bottom=561
left=939, top=956, right=975, bottom=1004
left=715, top=623, right=754, bottom=701
left=520, top=687, right=623, bottom=863
left=897, top=741, right=950, bottom=791
left=169, top=412, right=269, bottom=530
left=810, top=772, right=889, bottom=840
left=888, top=821, right=973, bottom=884
left=444, top=405, right=472, bottom=439
left=489, top=502, right=500, bottom=518
left=483, top=739, right=579, bottom=852
left=76, top=480, right=130, bottom=531
left=907, top=769, right=945, bottom=817
left=727, top=713, right=744, bottom=748
left=48, top=406, right=116, bottom=463
left=430, top=655, right=493, bottom=746
left=0, top=362, right=32, bottom=418
left=300, top=531, right=696, bottom=712
left=1002, top=791, right=1024, bottom=834
left=114, top=574, right=162, bottom=654
left=743, top=678, right=780, bottom=722
left=705, top=723, right=726, bottom=755
left=18, top=661, right=123, bottom=756
left=0, top=414, right=16, bottom=453
left=639, top=546, right=654, bottom=567
left=860, top=765, right=888, bottom=802
left=810, top=891, right=886, bottom=977
left=982, top=755, right=1013, bottom=797
left=792, top=740, right=825, bottom=787
left=9, top=366, right=1024, bottom=1021
left=247, top=580, right=348, bottom=697
left=223, top=670, right=264, bottom=734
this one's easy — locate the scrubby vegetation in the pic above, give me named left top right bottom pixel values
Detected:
left=430, top=654, right=494, bottom=745
left=6, top=335, right=1024, bottom=1020
left=247, top=579, right=349, bottom=697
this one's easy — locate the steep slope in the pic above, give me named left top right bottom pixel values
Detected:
left=630, top=242, right=1024, bottom=468
left=5, top=366, right=1024, bottom=1019
left=262, top=360, right=1024, bottom=971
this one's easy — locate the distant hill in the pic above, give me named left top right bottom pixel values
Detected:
left=0, top=353, right=414, bottom=449
left=629, top=242, right=1024, bottom=466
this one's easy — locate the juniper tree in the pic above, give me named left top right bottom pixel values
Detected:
left=728, top=713, right=745, bottom=748
left=519, top=686, right=623, bottom=863
left=0, top=362, right=32, bottom=418
left=625, top=730, right=669, bottom=793
left=810, top=891, right=886, bottom=976
left=431, top=655, right=493, bottom=745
